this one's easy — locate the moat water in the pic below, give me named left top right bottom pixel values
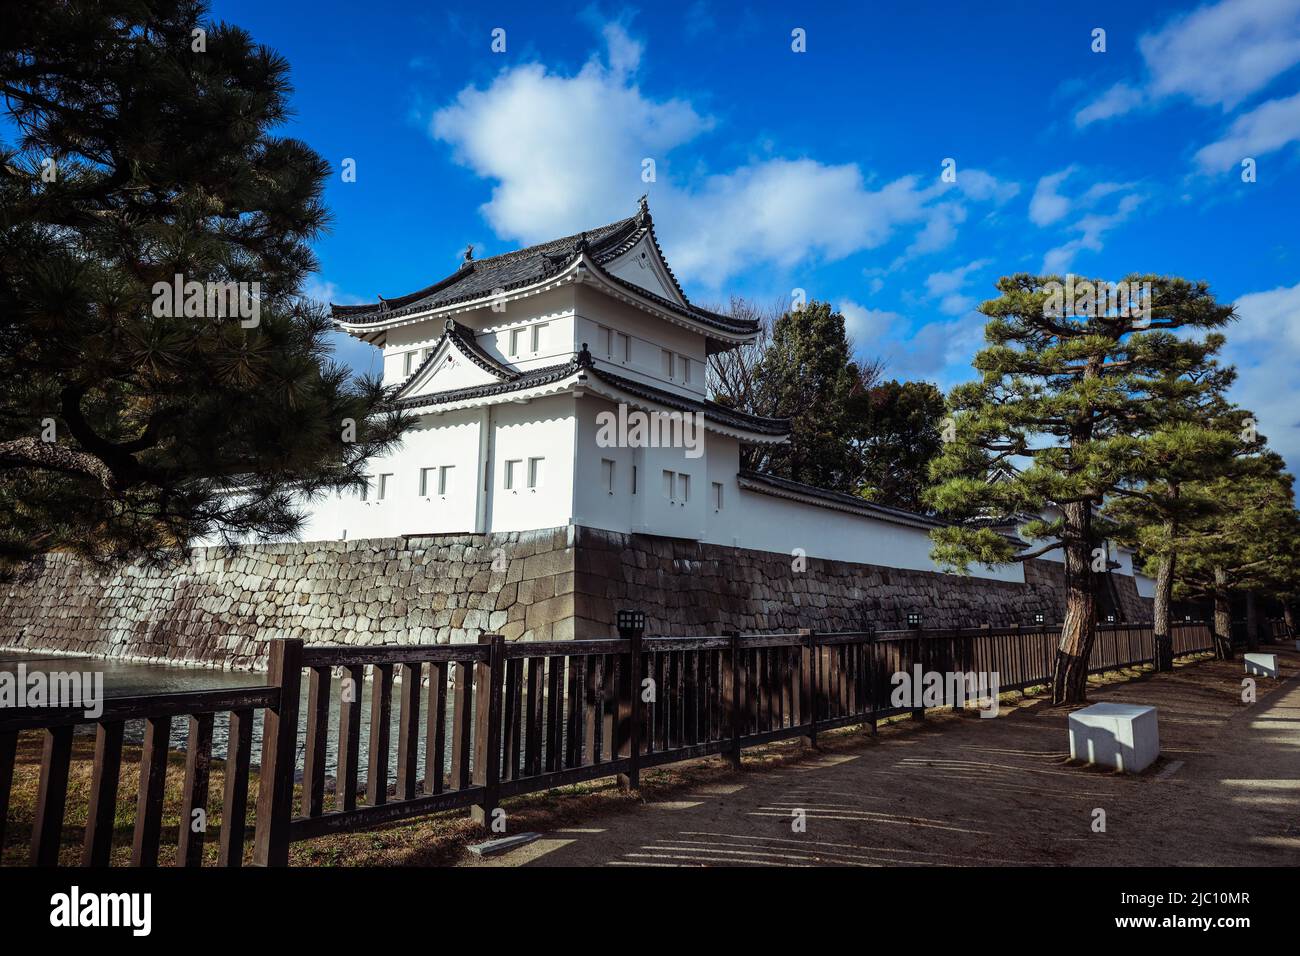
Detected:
left=0, top=649, right=456, bottom=787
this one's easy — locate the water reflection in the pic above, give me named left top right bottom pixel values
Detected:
left=0, top=650, right=457, bottom=790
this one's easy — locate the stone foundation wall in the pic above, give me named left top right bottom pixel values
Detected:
left=0, top=529, right=576, bottom=669
left=0, top=525, right=1155, bottom=669
left=571, top=527, right=1073, bottom=637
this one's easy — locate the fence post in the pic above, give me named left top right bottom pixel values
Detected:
left=252, top=637, right=303, bottom=867
left=471, top=633, right=505, bottom=827
left=911, top=625, right=925, bottom=721
left=866, top=625, right=878, bottom=735
left=616, top=610, right=644, bottom=791
left=725, top=630, right=742, bottom=769
left=800, top=628, right=817, bottom=748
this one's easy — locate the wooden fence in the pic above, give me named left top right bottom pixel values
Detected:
left=0, top=620, right=1217, bottom=866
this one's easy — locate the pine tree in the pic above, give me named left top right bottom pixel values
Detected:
left=1174, top=455, right=1298, bottom=660
left=1102, top=371, right=1261, bottom=670
left=925, top=273, right=1234, bottom=703
left=0, top=0, right=409, bottom=570
left=754, top=300, right=862, bottom=490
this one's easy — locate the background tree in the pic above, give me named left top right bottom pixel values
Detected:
left=926, top=273, right=1235, bottom=703
left=848, top=379, right=945, bottom=512
left=706, top=295, right=779, bottom=418
left=746, top=299, right=866, bottom=489
left=1174, top=455, right=1297, bottom=659
left=1102, top=368, right=1259, bottom=670
left=0, top=0, right=408, bottom=570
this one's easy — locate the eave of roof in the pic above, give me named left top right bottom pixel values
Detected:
left=584, top=365, right=790, bottom=438
left=737, top=471, right=948, bottom=531
left=330, top=200, right=760, bottom=343
left=392, top=318, right=517, bottom=400
left=393, top=346, right=791, bottom=442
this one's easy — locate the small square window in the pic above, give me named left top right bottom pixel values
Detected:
left=662, top=469, right=675, bottom=501
left=680, top=356, right=691, bottom=384
left=404, top=351, right=418, bottom=375
left=712, top=481, right=723, bottom=511
left=377, top=473, right=393, bottom=501
left=678, top=473, right=690, bottom=503
left=662, top=349, right=674, bottom=380
left=527, top=457, right=544, bottom=489
left=615, top=331, right=630, bottom=363
left=531, top=323, right=547, bottom=353
left=631, top=464, right=638, bottom=495
left=438, top=465, right=453, bottom=495
left=508, top=329, right=525, bottom=358
left=601, top=458, right=615, bottom=494
left=419, top=467, right=435, bottom=497
left=360, top=477, right=371, bottom=502
left=504, top=459, right=522, bottom=490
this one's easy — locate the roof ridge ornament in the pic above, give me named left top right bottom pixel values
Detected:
left=637, top=194, right=651, bottom=225
left=572, top=232, right=589, bottom=255
left=463, top=244, right=474, bottom=263
left=577, top=342, right=593, bottom=368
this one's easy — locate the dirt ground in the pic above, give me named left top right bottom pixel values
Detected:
left=463, top=647, right=1300, bottom=867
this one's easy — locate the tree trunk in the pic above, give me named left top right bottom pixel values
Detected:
left=1212, top=566, right=1234, bottom=661
left=1285, top=603, right=1296, bottom=640
left=1052, top=503, right=1096, bottom=703
left=1152, top=547, right=1175, bottom=672
left=1245, top=590, right=1260, bottom=652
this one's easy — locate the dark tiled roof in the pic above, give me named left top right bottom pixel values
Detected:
left=395, top=356, right=583, bottom=411
left=392, top=318, right=517, bottom=398
left=331, top=201, right=759, bottom=338
left=394, top=345, right=790, bottom=439
left=588, top=365, right=790, bottom=437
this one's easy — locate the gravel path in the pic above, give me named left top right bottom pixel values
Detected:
left=465, top=646, right=1300, bottom=867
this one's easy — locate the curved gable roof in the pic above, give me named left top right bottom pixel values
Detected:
left=330, top=199, right=759, bottom=340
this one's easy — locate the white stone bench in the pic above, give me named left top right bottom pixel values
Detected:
left=1068, top=703, right=1160, bottom=773
left=1244, top=653, right=1279, bottom=679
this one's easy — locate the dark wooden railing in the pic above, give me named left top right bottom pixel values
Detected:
left=0, top=620, right=1219, bottom=866
left=0, top=686, right=277, bottom=866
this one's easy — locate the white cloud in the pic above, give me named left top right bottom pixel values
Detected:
left=302, top=277, right=363, bottom=306
left=1038, top=181, right=1143, bottom=274
left=924, top=259, right=992, bottom=316
left=1074, top=83, right=1146, bottom=129
left=1223, top=280, right=1300, bottom=473
left=431, top=58, right=710, bottom=246
left=1141, top=0, right=1300, bottom=110
left=840, top=300, right=987, bottom=387
left=1028, top=167, right=1076, bottom=225
left=1194, top=89, right=1300, bottom=171
left=600, top=22, right=643, bottom=79
left=1073, top=0, right=1300, bottom=127
left=429, top=28, right=1016, bottom=286
left=839, top=300, right=900, bottom=346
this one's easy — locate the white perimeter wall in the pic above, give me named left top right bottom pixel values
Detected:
left=572, top=404, right=1024, bottom=583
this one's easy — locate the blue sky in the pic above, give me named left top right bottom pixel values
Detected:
left=211, top=0, right=1299, bottom=467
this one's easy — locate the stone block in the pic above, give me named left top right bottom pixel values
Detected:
left=1244, top=653, right=1279, bottom=678
left=1068, top=703, right=1159, bottom=773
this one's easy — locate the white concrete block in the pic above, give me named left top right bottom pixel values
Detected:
left=1245, top=653, right=1279, bottom=679
left=1068, top=702, right=1160, bottom=773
